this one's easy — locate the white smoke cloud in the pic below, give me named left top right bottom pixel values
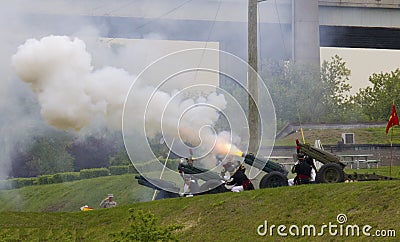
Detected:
left=0, top=0, right=264, bottom=182
left=12, top=36, right=107, bottom=130
left=12, top=35, right=235, bottom=158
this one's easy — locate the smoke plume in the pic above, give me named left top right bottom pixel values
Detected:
left=12, top=35, right=238, bottom=159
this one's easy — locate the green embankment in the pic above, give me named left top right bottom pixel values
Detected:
left=0, top=167, right=399, bottom=241
left=0, top=174, right=153, bottom=212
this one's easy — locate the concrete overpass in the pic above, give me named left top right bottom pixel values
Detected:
left=319, top=0, right=400, bottom=49
left=9, top=0, right=400, bottom=66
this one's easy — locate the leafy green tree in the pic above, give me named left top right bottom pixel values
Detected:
left=109, top=209, right=183, bottom=242
left=320, top=55, right=352, bottom=120
left=68, top=135, right=119, bottom=170
left=27, top=133, right=74, bottom=176
left=352, top=68, right=400, bottom=120
left=262, top=60, right=323, bottom=124
left=261, top=55, right=358, bottom=126
left=109, top=150, right=131, bottom=166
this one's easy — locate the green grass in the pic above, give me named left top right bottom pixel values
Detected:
left=275, top=127, right=400, bottom=146
left=1, top=170, right=400, bottom=241
left=1, top=181, right=399, bottom=241
left=0, top=174, right=153, bottom=212
left=345, top=166, right=400, bottom=179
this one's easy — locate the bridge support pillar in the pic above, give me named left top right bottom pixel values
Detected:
left=292, top=0, right=320, bottom=66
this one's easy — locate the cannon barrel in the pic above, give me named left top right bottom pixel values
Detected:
left=135, top=175, right=180, bottom=193
left=296, top=139, right=346, bottom=168
left=178, top=163, right=222, bottom=181
left=178, top=153, right=289, bottom=180
left=242, top=153, right=288, bottom=175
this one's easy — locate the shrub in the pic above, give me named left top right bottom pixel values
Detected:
left=133, top=158, right=170, bottom=173
left=109, top=208, right=183, bottom=241
left=109, top=166, right=129, bottom=175
left=80, top=168, right=110, bottom=179
left=37, top=175, right=55, bottom=185
left=53, top=172, right=81, bottom=183
left=0, top=180, right=11, bottom=190
left=0, top=178, right=36, bottom=190
left=125, top=158, right=180, bottom=175
left=11, top=177, right=36, bottom=188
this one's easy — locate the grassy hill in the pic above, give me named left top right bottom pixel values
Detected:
left=0, top=174, right=154, bottom=212
left=1, top=168, right=400, bottom=241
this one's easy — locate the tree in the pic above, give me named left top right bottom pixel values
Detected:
left=27, top=134, right=74, bottom=175
left=320, top=55, right=354, bottom=121
left=108, top=149, right=131, bottom=166
left=10, top=146, right=33, bottom=177
left=261, top=55, right=357, bottom=126
left=68, top=135, right=119, bottom=170
left=262, top=60, right=323, bottom=125
left=352, top=68, right=400, bottom=120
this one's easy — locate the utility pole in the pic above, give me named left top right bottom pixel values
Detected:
left=248, top=0, right=259, bottom=154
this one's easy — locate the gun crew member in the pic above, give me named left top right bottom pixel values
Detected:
left=225, top=163, right=254, bottom=192
left=291, top=153, right=312, bottom=185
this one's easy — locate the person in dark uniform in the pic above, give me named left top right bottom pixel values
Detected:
left=291, top=153, right=312, bottom=185
left=225, top=163, right=254, bottom=192
left=305, top=155, right=317, bottom=182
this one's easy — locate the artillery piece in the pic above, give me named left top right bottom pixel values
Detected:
left=296, top=139, right=397, bottom=183
left=135, top=153, right=290, bottom=199
left=241, top=153, right=288, bottom=188
left=178, top=153, right=289, bottom=193
left=296, top=139, right=346, bottom=183
left=136, top=139, right=397, bottom=200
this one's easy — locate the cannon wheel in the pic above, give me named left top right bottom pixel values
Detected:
left=199, top=179, right=226, bottom=194
left=316, top=163, right=345, bottom=183
left=259, top=171, right=288, bottom=188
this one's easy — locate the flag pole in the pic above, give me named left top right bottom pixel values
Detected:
left=390, top=126, right=393, bottom=178
left=390, top=100, right=396, bottom=178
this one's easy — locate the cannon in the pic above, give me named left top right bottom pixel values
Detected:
left=178, top=153, right=289, bottom=191
left=135, top=175, right=181, bottom=200
left=135, top=172, right=230, bottom=199
left=177, top=163, right=230, bottom=194
left=137, top=139, right=397, bottom=199
left=136, top=153, right=290, bottom=199
left=241, top=153, right=288, bottom=188
left=295, top=139, right=397, bottom=183
left=295, top=139, right=346, bottom=183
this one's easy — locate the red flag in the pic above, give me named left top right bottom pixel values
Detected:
left=386, top=104, right=399, bottom=134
